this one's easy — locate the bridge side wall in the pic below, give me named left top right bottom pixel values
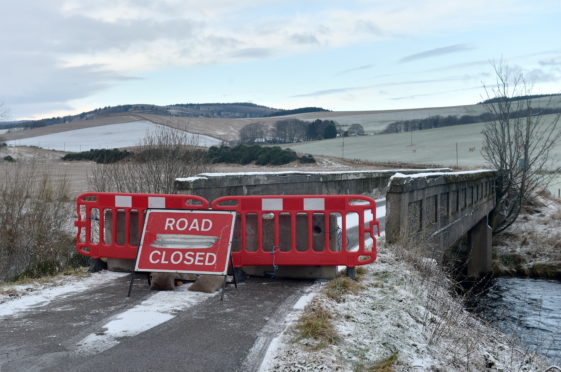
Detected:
left=175, top=169, right=450, bottom=201
left=386, top=171, right=496, bottom=276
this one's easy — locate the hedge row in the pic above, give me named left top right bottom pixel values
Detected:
left=62, top=148, right=133, bottom=163
left=207, top=145, right=315, bottom=165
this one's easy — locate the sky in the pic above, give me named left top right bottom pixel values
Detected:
left=0, top=0, right=560, bottom=120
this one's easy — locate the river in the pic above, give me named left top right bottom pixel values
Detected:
left=470, top=277, right=561, bottom=365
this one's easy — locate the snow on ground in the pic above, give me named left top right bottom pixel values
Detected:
left=6, top=121, right=222, bottom=151
left=261, top=241, right=548, bottom=371
left=76, top=284, right=216, bottom=354
left=493, top=193, right=561, bottom=275
left=0, top=271, right=128, bottom=318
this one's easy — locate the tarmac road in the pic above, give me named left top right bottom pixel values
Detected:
left=0, top=198, right=386, bottom=372
left=0, top=275, right=313, bottom=372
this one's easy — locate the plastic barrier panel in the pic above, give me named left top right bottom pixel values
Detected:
left=211, top=195, right=380, bottom=268
left=75, top=192, right=209, bottom=259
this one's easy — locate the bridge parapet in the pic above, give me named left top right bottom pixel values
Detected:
left=176, top=169, right=450, bottom=202
left=386, top=170, right=496, bottom=276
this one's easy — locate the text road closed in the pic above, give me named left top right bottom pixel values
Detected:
left=135, top=210, right=236, bottom=275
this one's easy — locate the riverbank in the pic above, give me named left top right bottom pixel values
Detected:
left=493, top=192, right=561, bottom=280
left=261, top=240, right=548, bottom=371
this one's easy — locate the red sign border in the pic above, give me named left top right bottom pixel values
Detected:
left=134, top=209, right=237, bottom=275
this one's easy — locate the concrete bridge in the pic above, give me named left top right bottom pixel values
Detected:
left=176, top=168, right=497, bottom=278
left=385, top=170, right=496, bottom=278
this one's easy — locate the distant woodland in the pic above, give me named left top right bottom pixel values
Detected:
left=239, top=119, right=364, bottom=144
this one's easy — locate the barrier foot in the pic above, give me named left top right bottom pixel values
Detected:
left=230, top=255, right=239, bottom=289
left=220, top=275, right=227, bottom=301
left=127, top=271, right=135, bottom=297
left=233, top=268, right=246, bottom=283
left=346, top=267, right=356, bottom=280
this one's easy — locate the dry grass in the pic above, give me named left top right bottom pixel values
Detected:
left=0, top=267, right=89, bottom=297
left=367, top=351, right=399, bottom=372
left=294, top=299, right=339, bottom=349
left=324, top=276, right=363, bottom=303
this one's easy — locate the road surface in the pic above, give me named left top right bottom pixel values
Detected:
left=0, top=199, right=386, bottom=372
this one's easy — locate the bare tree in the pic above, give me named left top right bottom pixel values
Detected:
left=90, top=127, right=210, bottom=194
left=482, top=63, right=561, bottom=233
left=239, top=122, right=267, bottom=144
left=0, top=102, right=7, bottom=119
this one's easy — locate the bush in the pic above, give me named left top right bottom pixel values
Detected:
left=0, top=163, right=73, bottom=281
left=62, top=148, right=132, bottom=164
left=207, top=144, right=313, bottom=166
left=3, top=155, right=15, bottom=162
left=299, top=154, right=316, bottom=164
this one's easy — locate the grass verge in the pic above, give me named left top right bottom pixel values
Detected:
left=294, top=300, right=339, bottom=350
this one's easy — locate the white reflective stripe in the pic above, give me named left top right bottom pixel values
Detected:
left=262, top=198, right=283, bottom=211
left=115, top=195, right=132, bottom=208
left=304, top=198, right=324, bottom=210
left=148, top=197, right=166, bottom=209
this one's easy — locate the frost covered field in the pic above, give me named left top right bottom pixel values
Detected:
left=6, top=121, right=222, bottom=151
left=288, top=114, right=561, bottom=169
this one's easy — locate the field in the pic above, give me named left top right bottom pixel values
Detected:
left=287, top=114, right=561, bottom=169
left=4, top=96, right=561, bottom=144
left=6, top=121, right=222, bottom=151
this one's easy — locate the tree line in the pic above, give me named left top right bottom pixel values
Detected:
left=240, top=119, right=363, bottom=144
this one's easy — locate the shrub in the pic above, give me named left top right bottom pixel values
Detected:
left=3, top=155, right=15, bottom=162
left=0, top=163, right=73, bottom=281
left=62, top=148, right=132, bottom=164
left=299, top=154, right=316, bottom=164
left=207, top=144, right=311, bottom=166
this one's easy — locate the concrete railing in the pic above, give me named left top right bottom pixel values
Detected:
left=385, top=170, right=496, bottom=277
left=175, top=169, right=450, bottom=202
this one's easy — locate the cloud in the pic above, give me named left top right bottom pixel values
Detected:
left=0, top=0, right=549, bottom=118
left=399, top=44, right=474, bottom=63
left=539, top=57, right=561, bottom=66
left=293, top=86, right=366, bottom=98
left=294, top=74, right=484, bottom=98
left=336, top=64, right=375, bottom=76
left=289, top=33, right=320, bottom=45
left=390, top=86, right=482, bottom=101
left=525, top=68, right=559, bottom=83
left=229, top=48, right=273, bottom=59
left=425, top=59, right=490, bottom=72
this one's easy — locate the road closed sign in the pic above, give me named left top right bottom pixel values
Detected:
left=135, top=209, right=236, bottom=275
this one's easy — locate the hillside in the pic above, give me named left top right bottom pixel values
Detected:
left=13, top=103, right=329, bottom=130
left=4, top=95, right=561, bottom=145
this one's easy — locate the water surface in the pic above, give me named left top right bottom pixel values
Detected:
left=472, top=277, right=561, bottom=364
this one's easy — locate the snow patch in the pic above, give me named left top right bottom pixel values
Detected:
left=7, top=121, right=222, bottom=151
left=0, top=271, right=128, bottom=319
left=390, top=169, right=494, bottom=180
left=76, top=284, right=216, bottom=355
left=176, top=169, right=450, bottom=181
